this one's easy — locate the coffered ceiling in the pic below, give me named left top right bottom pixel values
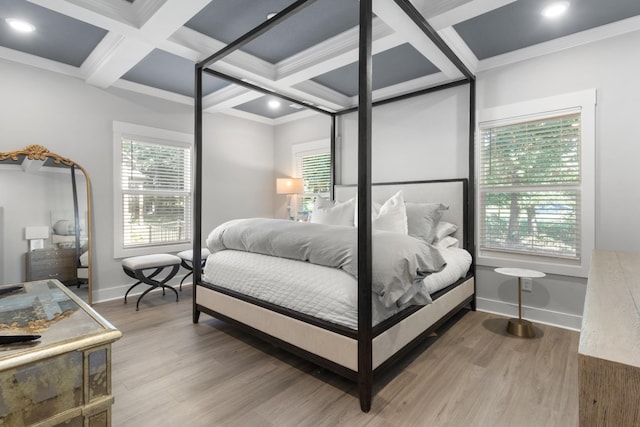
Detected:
left=1, top=0, right=639, bottom=124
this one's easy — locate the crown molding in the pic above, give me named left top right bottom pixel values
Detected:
left=0, top=46, right=81, bottom=79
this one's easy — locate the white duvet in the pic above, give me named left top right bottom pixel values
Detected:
left=202, top=246, right=471, bottom=329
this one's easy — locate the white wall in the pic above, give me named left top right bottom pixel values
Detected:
left=475, top=29, right=640, bottom=330
left=339, top=85, right=471, bottom=184
left=0, top=58, right=274, bottom=302
left=274, top=114, right=332, bottom=218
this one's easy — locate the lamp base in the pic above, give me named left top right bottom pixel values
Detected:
left=507, top=318, right=535, bottom=338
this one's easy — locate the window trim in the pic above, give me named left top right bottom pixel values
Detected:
left=291, top=139, right=331, bottom=216
left=113, top=121, right=194, bottom=259
left=291, top=139, right=331, bottom=177
left=476, top=89, right=596, bottom=277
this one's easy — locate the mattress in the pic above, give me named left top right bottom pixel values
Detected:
left=202, top=246, right=471, bottom=330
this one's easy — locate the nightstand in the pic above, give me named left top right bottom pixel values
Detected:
left=495, top=267, right=545, bottom=338
left=26, top=248, right=77, bottom=284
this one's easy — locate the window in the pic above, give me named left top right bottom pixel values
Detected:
left=113, top=122, right=193, bottom=258
left=292, top=140, right=331, bottom=219
left=477, top=90, right=595, bottom=277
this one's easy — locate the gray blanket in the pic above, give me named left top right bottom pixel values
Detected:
left=206, top=218, right=446, bottom=308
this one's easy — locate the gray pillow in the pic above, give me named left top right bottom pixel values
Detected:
left=405, top=202, right=448, bottom=243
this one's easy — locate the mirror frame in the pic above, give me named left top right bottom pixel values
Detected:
left=0, top=144, right=93, bottom=304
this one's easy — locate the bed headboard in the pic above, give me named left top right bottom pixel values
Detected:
left=334, top=179, right=468, bottom=249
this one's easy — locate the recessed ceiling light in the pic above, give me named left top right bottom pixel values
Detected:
left=268, top=99, right=281, bottom=109
left=542, top=1, right=569, bottom=18
left=5, top=18, right=36, bottom=33
left=266, top=12, right=277, bottom=20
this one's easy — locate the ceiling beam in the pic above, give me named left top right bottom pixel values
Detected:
left=28, top=0, right=213, bottom=88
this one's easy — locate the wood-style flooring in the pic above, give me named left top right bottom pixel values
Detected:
left=94, top=287, right=579, bottom=427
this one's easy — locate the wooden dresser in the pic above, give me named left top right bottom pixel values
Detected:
left=26, top=248, right=77, bottom=284
left=579, top=250, right=640, bottom=426
left=0, top=279, right=121, bottom=426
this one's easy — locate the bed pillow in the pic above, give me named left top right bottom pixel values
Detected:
left=310, top=196, right=355, bottom=226
left=434, top=221, right=458, bottom=241
left=354, top=190, right=408, bottom=234
left=436, top=236, right=459, bottom=249
left=405, top=202, right=448, bottom=243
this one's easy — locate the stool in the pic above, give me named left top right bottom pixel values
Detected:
left=122, top=254, right=182, bottom=311
left=177, top=248, right=211, bottom=290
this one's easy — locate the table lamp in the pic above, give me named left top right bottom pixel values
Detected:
left=276, top=178, right=304, bottom=220
left=25, top=226, right=49, bottom=251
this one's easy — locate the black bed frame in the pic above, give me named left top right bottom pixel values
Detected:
left=193, top=0, right=476, bottom=412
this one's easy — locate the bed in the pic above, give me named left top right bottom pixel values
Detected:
left=192, top=0, right=476, bottom=412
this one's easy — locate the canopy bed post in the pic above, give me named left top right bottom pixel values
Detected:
left=330, top=114, right=337, bottom=200
left=193, top=63, right=204, bottom=324
left=468, top=79, right=477, bottom=309
left=357, top=0, right=374, bottom=413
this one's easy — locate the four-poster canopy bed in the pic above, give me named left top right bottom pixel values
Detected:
left=193, top=0, right=476, bottom=412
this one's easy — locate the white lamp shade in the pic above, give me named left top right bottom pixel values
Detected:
left=25, top=226, right=49, bottom=240
left=276, top=178, right=304, bottom=194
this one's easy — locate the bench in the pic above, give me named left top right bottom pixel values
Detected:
left=177, top=248, right=211, bottom=291
left=122, top=254, right=182, bottom=311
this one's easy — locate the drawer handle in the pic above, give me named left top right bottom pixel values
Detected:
left=48, top=273, right=59, bottom=278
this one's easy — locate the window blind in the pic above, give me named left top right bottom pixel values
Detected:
left=479, top=113, right=581, bottom=259
left=295, top=151, right=331, bottom=216
left=121, top=139, right=192, bottom=247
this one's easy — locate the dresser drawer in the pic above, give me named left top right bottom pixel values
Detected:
left=26, top=249, right=77, bottom=282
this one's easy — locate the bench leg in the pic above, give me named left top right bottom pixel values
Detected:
left=123, top=264, right=180, bottom=310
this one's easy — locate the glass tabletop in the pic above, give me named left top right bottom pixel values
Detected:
left=0, top=280, right=118, bottom=361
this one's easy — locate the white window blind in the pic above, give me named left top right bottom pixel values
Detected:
left=479, top=112, right=581, bottom=260
left=296, top=151, right=331, bottom=214
left=120, top=138, right=192, bottom=248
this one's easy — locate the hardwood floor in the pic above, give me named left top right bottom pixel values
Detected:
left=94, top=287, right=579, bottom=427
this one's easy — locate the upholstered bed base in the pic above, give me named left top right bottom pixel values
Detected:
left=196, top=275, right=474, bottom=375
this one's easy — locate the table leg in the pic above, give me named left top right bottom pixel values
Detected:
left=518, top=277, right=522, bottom=320
left=507, top=276, right=535, bottom=338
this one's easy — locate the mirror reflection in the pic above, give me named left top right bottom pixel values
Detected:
left=0, top=145, right=92, bottom=304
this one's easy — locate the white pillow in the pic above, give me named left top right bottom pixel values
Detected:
left=434, top=221, right=458, bottom=241
left=436, top=236, right=459, bottom=249
left=355, top=191, right=408, bottom=234
left=310, top=196, right=355, bottom=226
left=405, top=202, right=448, bottom=243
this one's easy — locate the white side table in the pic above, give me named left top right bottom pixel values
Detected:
left=495, top=267, right=546, bottom=338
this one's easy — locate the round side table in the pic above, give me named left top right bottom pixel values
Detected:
left=495, top=267, right=546, bottom=338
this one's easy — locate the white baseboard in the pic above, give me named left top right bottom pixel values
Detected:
left=476, top=297, right=582, bottom=331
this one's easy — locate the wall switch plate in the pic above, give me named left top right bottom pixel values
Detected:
left=521, top=277, right=533, bottom=292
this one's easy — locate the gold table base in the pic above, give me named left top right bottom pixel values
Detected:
left=507, top=318, right=535, bottom=338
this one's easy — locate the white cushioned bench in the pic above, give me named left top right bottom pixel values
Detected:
left=122, top=254, right=182, bottom=311
left=177, top=248, right=211, bottom=290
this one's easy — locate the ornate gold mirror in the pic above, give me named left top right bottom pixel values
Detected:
left=0, top=145, right=93, bottom=304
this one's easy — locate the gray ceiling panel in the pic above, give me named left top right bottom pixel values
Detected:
left=311, top=43, right=441, bottom=97
left=186, top=0, right=359, bottom=63
left=0, top=1, right=107, bottom=67
left=454, top=0, right=640, bottom=59
left=234, top=95, right=307, bottom=119
left=122, top=50, right=229, bottom=97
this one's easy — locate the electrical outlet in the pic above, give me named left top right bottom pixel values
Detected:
left=521, top=277, right=533, bottom=292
